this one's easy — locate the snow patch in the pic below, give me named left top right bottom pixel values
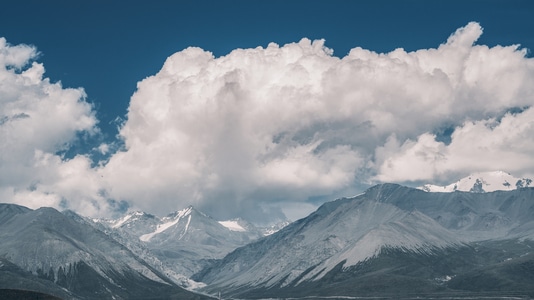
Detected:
left=180, top=215, right=192, bottom=239
left=111, top=212, right=137, bottom=228
left=435, top=275, right=454, bottom=283
left=219, top=220, right=246, bottom=232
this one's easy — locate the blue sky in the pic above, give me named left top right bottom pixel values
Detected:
left=1, top=1, right=534, bottom=221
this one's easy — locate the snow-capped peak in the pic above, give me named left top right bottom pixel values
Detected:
left=418, top=171, right=532, bottom=193
left=164, top=206, right=193, bottom=221
left=140, top=207, right=193, bottom=242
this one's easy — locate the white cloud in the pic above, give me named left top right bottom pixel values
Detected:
left=376, top=107, right=534, bottom=183
left=3, top=21, right=534, bottom=222
left=100, top=22, right=534, bottom=220
left=0, top=38, right=110, bottom=217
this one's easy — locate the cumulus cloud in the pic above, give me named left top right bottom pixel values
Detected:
left=376, top=107, right=534, bottom=183
left=3, top=22, right=533, bottom=222
left=100, top=22, right=534, bottom=221
left=0, top=38, right=112, bottom=216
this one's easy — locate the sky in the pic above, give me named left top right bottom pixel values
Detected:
left=1, top=1, right=534, bottom=223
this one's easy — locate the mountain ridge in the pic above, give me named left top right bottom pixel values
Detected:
left=3, top=180, right=534, bottom=299
left=194, top=184, right=534, bottom=298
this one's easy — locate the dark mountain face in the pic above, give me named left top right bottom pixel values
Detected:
left=194, top=184, right=534, bottom=298
left=0, top=204, right=213, bottom=300
left=0, top=289, right=63, bottom=300
left=0, top=257, right=74, bottom=299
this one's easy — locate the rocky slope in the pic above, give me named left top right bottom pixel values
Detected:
left=0, top=203, right=212, bottom=299
left=194, top=184, right=534, bottom=298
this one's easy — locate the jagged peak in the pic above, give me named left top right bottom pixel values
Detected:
left=165, top=205, right=195, bottom=220
left=103, top=210, right=158, bottom=228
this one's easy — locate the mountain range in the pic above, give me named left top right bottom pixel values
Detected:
left=1, top=172, right=534, bottom=299
left=0, top=204, right=212, bottom=299
left=95, top=206, right=270, bottom=279
left=194, top=183, right=534, bottom=298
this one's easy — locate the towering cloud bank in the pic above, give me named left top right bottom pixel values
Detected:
left=0, top=38, right=109, bottom=216
left=2, top=22, right=533, bottom=221
left=102, top=22, right=534, bottom=220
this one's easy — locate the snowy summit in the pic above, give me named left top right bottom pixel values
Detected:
left=419, top=171, right=532, bottom=193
